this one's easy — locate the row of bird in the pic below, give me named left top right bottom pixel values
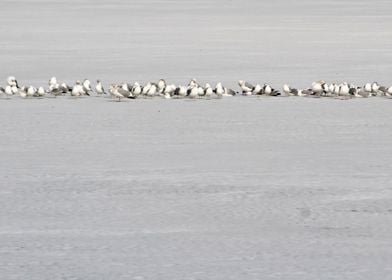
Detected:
left=1, top=76, right=392, bottom=101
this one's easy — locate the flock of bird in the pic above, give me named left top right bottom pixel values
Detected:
left=1, top=76, right=392, bottom=101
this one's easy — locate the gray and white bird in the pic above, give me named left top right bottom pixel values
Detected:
left=82, top=79, right=93, bottom=96
left=131, top=82, right=142, bottom=98
left=7, top=76, right=18, bottom=87
left=95, top=80, right=106, bottom=95
left=71, top=81, right=84, bottom=97
left=109, top=84, right=125, bottom=101
left=283, top=84, right=299, bottom=96
left=238, top=80, right=254, bottom=95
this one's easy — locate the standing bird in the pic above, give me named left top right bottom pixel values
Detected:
left=109, top=84, right=125, bottom=101
left=7, top=76, right=18, bottom=87
left=131, top=82, right=142, bottom=98
left=95, top=80, right=106, bottom=95
left=71, top=81, right=84, bottom=97
left=82, top=79, right=93, bottom=96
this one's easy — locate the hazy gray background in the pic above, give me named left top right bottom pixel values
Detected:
left=1, top=0, right=392, bottom=88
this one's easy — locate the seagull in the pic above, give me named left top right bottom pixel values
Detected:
left=188, top=86, right=199, bottom=98
left=82, top=79, right=93, bottom=96
left=119, top=83, right=134, bottom=98
left=204, top=83, right=214, bottom=98
left=37, top=87, right=47, bottom=97
left=19, top=86, right=27, bottom=98
left=7, top=76, right=18, bottom=87
left=252, top=84, right=262, bottom=95
left=5, top=85, right=13, bottom=98
left=109, top=84, right=125, bottom=101
left=215, top=82, right=225, bottom=97
left=238, top=80, right=254, bottom=95
left=175, top=86, right=187, bottom=98
left=60, top=82, right=71, bottom=94
left=142, top=82, right=152, bottom=96
left=263, top=84, right=280, bottom=96
left=339, top=83, right=350, bottom=96
left=131, top=82, right=142, bottom=98
left=26, top=86, right=37, bottom=97
left=188, top=78, right=198, bottom=89
left=71, top=81, right=84, bottom=97
left=386, top=86, right=392, bottom=97
left=95, top=80, right=106, bottom=95
left=164, top=84, right=176, bottom=97
left=283, top=84, right=298, bottom=96
left=146, top=83, right=157, bottom=97
left=311, top=80, right=326, bottom=96
left=157, top=79, right=166, bottom=94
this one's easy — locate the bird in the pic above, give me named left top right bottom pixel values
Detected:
left=157, top=79, right=166, bottom=94
left=263, top=84, right=280, bottom=96
left=37, top=87, right=47, bottom=97
left=204, top=83, right=214, bottom=98
left=109, top=84, right=125, bottom=101
left=26, top=86, right=37, bottom=97
left=283, top=84, right=298, bottom=96
left=131, top=82, right=142, bottom=98
left=252, top=84, right=262, bottom=95
left=311, top=80, right=326, bottom=96
left=7, top=76, right=18, bottom=87
left=5, top=85, right=13, bottom=98
left=188, top=86, right=199, bottom=98
left=146, top=83, right=157, bottom=97
left=238, top=80, right=254, bottom=95
left=82, top=79, right=93, bottom=96
left=71, top=81, right=84, bottom=97
left=95, top=80, right=106, bottom=95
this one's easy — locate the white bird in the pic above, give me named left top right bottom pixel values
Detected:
left=82, top=79, right=93, bottom=96
left=142, top=83, right=152, bottom=96
left=188, top=86, right=199, bottom=98
left=204, top=83, right=214, bottom=98
left=164, top=84, right=176, bottom=97
left=37, top=87, right=46, bottom=97
left=215, top=82, right=225, bottom=96
left=95, top=80, right=105, bottom=95
left=132, top=82, right=142, bottom=97
left=364, top=83, right=372, bottom=93
left=312, top=80, right=325, bottom=95
left=146, top=84, right=157, bottom=97
left=26, top=86, right=37, bottom=97
left=5, top=85, right=13, bottom=98
left=387, top=86, right=392, bottom=96
left=19, top=87, right=27, bottom=98
left=71, top=81, right=84, bottom=97
left=188, top=78, right=198, bottom=89
left=7, top=76, right=18, bottom=87
left=339, top=83, right=350, bottom=96
left=283, top=84, right=298, bottom=96
left=238, top=80, right=254, bottom=95
left=109, top=84, right=125, bottom=101
left=49, top=76, right=57, bottom=86
left=253, top=84, right=262, bottom=95
left=176, top=86, right=187, bottom=98
left=371, top=82, right=380, bottom=93
left=157, top=79, right=166, bottom=93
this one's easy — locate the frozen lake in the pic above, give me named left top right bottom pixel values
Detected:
left=1, top=0, right=392, bottom=279
left=1, top=97, right=392, bottom=279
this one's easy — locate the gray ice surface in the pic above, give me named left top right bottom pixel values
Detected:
left=1, top=0, right=392, bottom=279
left=1, top=97, right=392, bottom=279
